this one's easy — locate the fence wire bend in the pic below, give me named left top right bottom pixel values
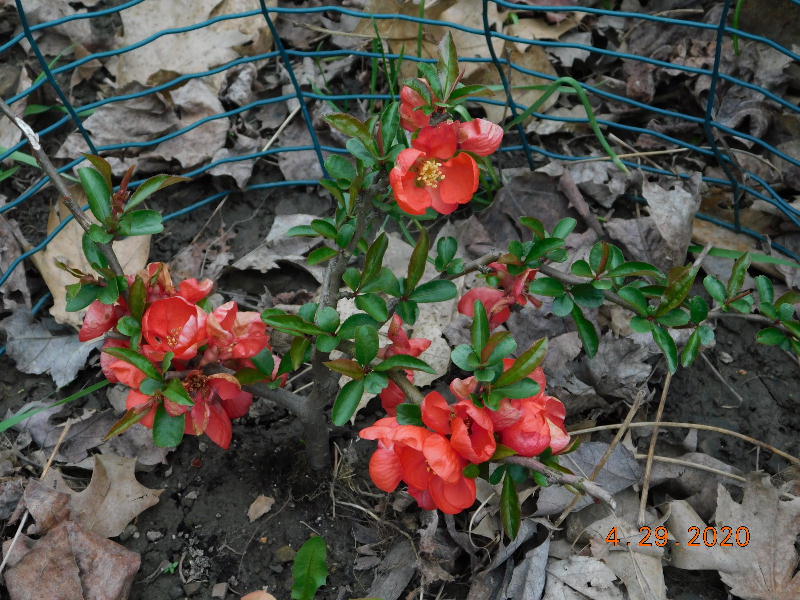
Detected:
left=1, top=0, right=799, bottom=352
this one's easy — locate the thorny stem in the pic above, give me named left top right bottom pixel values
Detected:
left=503, top=455, right=617, bottom=510
left=0, top=97, right=126, bottom=282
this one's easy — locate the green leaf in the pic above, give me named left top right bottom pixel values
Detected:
left=325, top=113, right=372, bottom=146
left=656, top=309, right=690, bottom=327
left=618, top=286, right=649, bottom=315
left=630, top=316, right=652, bottom=333
left=437, top=31, right=459, bottom=94
left=681, top=328, right=701, bottom=367
left=488, top=464, right=507, bottom=485
left=335, top=222, right=356, bottom=249
left=78, top=167, right=112, bottom=223
left=262, top=313, right=328, bottom=336
left=436, top=236, right=458, bottom=267
left=323, top=358, right=365, bottom=379
left=325, top=155, right=356, bottom=184
left=82, top=154, right=113, bottom=190
left=406, top=227, right=430, bottom=293
left=726, top=252, right=751, bottom=299
left=524, top=238, right=564, bottom=263
left=307, top=246, right=338, bottom=266
left=379, top=100, right=400, bottom=150
left=360, top=267, right=400, bottom=295
left=551, top=217, right=577, bottom=239
left=651, top=324, right=678, bottom=373
left=310, top=219, right=337, bottom=239
left=332, top=379, right=366, bottom=426
left=570, top=260, right=594, bottom=278
left=493, top=378, right=540, bottom=399
left=103, top=346, right=161, bottom=380
left=127, top=175, right=189, bottom=212
left=756, top=327, right=787, bottom=346
left=104, top=407, right=150, bottom=440
left=451, top=344, right=479, bottom=371
left=689, top=296, right=709, bottom=323
left=703, top=275, right=727, bottom=303
left=81, top=233, right=108, bottom=270
left=469, top=301, right=489, bottom=357
left=153, top=406, right=185, bottom=448
left=396, top=300, right=419, bottom=325
left=655, top=265, right=697, bottom=316
left=116, top=315, right=141, bottom=337
left=86, top=224, right=114, bottom=244
left=606, top=261, right=662, bottom=278
left=355, top=294, right=389, bottom=322
left=163, top=378, right=194, bottom=406
left=287, top=225, right=318, bottom=237
left=571, top=304, right=599, bottom=358
left=355, top=325, right=379, bottom=366
left=139, top=378, right=163, bottom=396
left=252, top=347, right=275, bottom=377
left=292, top=536, right=328, bottom=600
left=500, top=472, right=521, bottom=539
left=482, top=331, right=517, bottom=365
left=698, top=324, right=715, bottom=346
left=408, top=279, right=457, bottom=303
left=361, top=233, right=388, bottom=288
left=754, top=275, right=774, bottom=304
left=98, top=276, right=124, bottom=305
left=338, top=314, right=380, bottom=339
left=571, top=283, right=605, bottom=308
left=529, top=277, right=565, bottom=297
left=314, top=306, right=340, bottom=333
left=118, top=209, right=164, bottom=236
left=129, top=276, right=147, bottom=320
left=463, top=463, right=480, bottom=478
left=494, top=338, right=547, bottom=388
left=364, top=371, right=389, bottom=394
left=316, top=334, right=339, bottom=353
left=343, top=267, right=361, bottom=291
left=65, top=283, right=102, bottom=312
left=552, top=294, right=574, bottom=317
left=397, top=403, right=423, bottom=426
left=288, top=336, right=311, bottom=370
left=589, top=242, right=610, bottom=274
left=374, top=354, right=436, bottom=374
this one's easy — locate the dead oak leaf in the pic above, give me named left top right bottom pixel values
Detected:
left=44, top=454, right=162, bottom=538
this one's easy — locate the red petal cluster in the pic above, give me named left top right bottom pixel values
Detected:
left=378, top=315, right=431, bottom=416
left=458, top=262, right=540, bottom=328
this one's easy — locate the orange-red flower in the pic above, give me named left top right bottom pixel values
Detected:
left=457, top=263, right=540, bottom=328
left=379, top=316, right=431, bottom=416
left=101, top=339, right=147, bottom=390
left=79, top=301, right=127, bottom=342
left=141, top=296, right=208, bottom=361
left=182, top=371, right=253, bottom=449
left=400, top=83, right=432, bottom=132
left=390, top=122, right=479, bottom=216
left=422, top=392, right=496, bottom=463
left=457, top=119, right=503, bottom=156
left=204, top=301, right=270, bottom=363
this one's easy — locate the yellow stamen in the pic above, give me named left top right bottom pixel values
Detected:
left=416, top=159, right=445, bottom=188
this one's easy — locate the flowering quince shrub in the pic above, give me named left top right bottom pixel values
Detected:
left=48, top=33, right=800, bottom=539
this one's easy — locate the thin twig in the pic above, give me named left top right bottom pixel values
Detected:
left=554, top=387, right=649, bottom=527
left=388, top=370, right=425, bottom=404
left=633, top=453, right=746, bottom=483
left=0, top=421, right=72, bottom=576
left=700, top=352, right=745, bottom=408
left=0, top=97, right=125, bottom=279
left=638, top=371, right=672, bottom=525
left=569, top=421, right=800, bottom=466
left=261, top=104, right=301, bottom=152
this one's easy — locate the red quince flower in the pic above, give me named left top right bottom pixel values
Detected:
left=380, top=315, right=432, bottom=358
left=390, top=122, right=479, bottom=216
left=182, top=371, right=253, bottom=449
left=101, top=338, right=147, bottom=390
left=457, top=119, right=503, bottom=156
left=141, top=296, right=208, bottom=361
left=379, top=377, right=407, bottom=416
left=492, top=263, right=539, bottom=307
left=400, top=83, right=433, bottom=132
left=79, top=300, right=127, bottom=342
left=458, top=287, right=512, bottom=328
left=422, top=391, right=496, bottom=463
left=204, top=301, right=270, bottom=363
left=178, top=278, right=213, bottom=303
left=125, top=387, right=193, bottom=431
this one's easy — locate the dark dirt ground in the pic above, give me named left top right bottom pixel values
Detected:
left=2, top=181, right=800, bottom=600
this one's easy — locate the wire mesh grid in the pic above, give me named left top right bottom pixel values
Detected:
left=1, top=0, right=799, bottom=356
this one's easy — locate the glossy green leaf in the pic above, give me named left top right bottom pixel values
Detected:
left=364, top=371, right=389, bottom=394
left=519, top=217, right=546, bottom=239
left=127, top=175, right=189, bottom=212
left=139, top=378, right=162, bottom=396
left=655, top=265, right=696, bottom=316
left=606, top=261, right=662, bottom=278
left=314, top=306, right=340, bottom=333
left=343, top=267, right=361, bottom=291
left=78, top=167, right=111, bottom=223
left=355, top=325, right=379, bottom=366
left=360, top=267, right=400, bottom=296
left=81, top=233, right=108, bottom=269
left=323, top=358, right=365, bottom=379
left=754, top=275, right=774, bottom=304
left=570, top=260, right=594, bottom=278
left=338, top=314, right=380, bottom=339
left=630, top=316, right=652, bottom=333
left=482, top=331, right=517, bottom=365
left=310, top=219, right=337, bottom=239
left=681, top=328, right=701, bottom=367
left=116, top=315, right=141, bottom=337
left=689, top=296, right=709, bottom=323
left=291, top=536, right=328, bottom=600
left=103, top=346, right=161, bottom=380
left=252, top=347, right=275, bottom=377
left=86, top=223, right=114, bottom=244
left=571, top=283, right=605, bottom=308
left=651, top=324, right=678, bottom=373
left=361, top=233, right=388, bottom=288
left=82, top=154, right=113, bottom=189
left=315, top=334, right=339, bottom=353
left=470, top=300, right=489, bottom=356
left=153, top=406, right=184, bottom=448
left=262, top=313, right=328, bottom=336
left=287, top=225, right=318, bottom=237
left=396, top=403, right=423, bottom=426
left=396, top=300, right=419, bottom=325
left=332, top=379, right=366, bottom=426
left=408, top=279, right=457, bottom=303
left=493, top=378, right=540, bottom=399
left=288, top=336, right=311, bottom=370
left=325, top=155, right=356, bottom=183
left=355, top=293, right=389, bottom=322
left=325, top=113, right=371, bottom=146
left=406, top=226, right=430, bottom=293
left=374, top=354, right=436, bottom=374
left=703, top=275, right=727, bottom=303
left=494, top=338, right=547, bottom=388
left=129, top=276, right=147, bottom=320
left=552, top=294, right=574, bottom=317
left=451, top=344, right=479, bottom=371
left=571, top=304, right=598, bottom=358
left=529, top=277, right=565, bottom=297
left=118, top=209, right=164, bottom=236
left=656, top=308, right=690, bottom=327
left=163, top=378, right=194, bottom=406
left=756, top=327, right=787, bottom=346
left=551, top=217, right=577, bottom=239
left=436, top=236, right=458, bottom=267
left=307, top=246, right=338, bottom=265
left=501, top=472, right=521, bottom=539
left=726, top=252, right=751, bottom=299
left=618, top=286, right=649, bottom=315
left=65, top=283, right=101, bottom=312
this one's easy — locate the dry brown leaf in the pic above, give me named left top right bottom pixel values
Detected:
left=506, top=13, right=584, bottom=50
left=4, top=521, right=139, bottom=600
left=30, top=197, right=150, bottom=330
left=668, top=475, right=800, bottom=599
left=641, top=173, right=702, bottom=269
left=543, top=556, right=623, bottom=600
left=114, top=0, right=274, bottom=89
left=0, top=212, right=31, bottom=311
left=43, top=454, right=162, bottom=538
left=247, top=494, right=276, bottom=522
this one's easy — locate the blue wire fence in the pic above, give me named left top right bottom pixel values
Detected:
left=1, top=0, right=799, bottom=357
